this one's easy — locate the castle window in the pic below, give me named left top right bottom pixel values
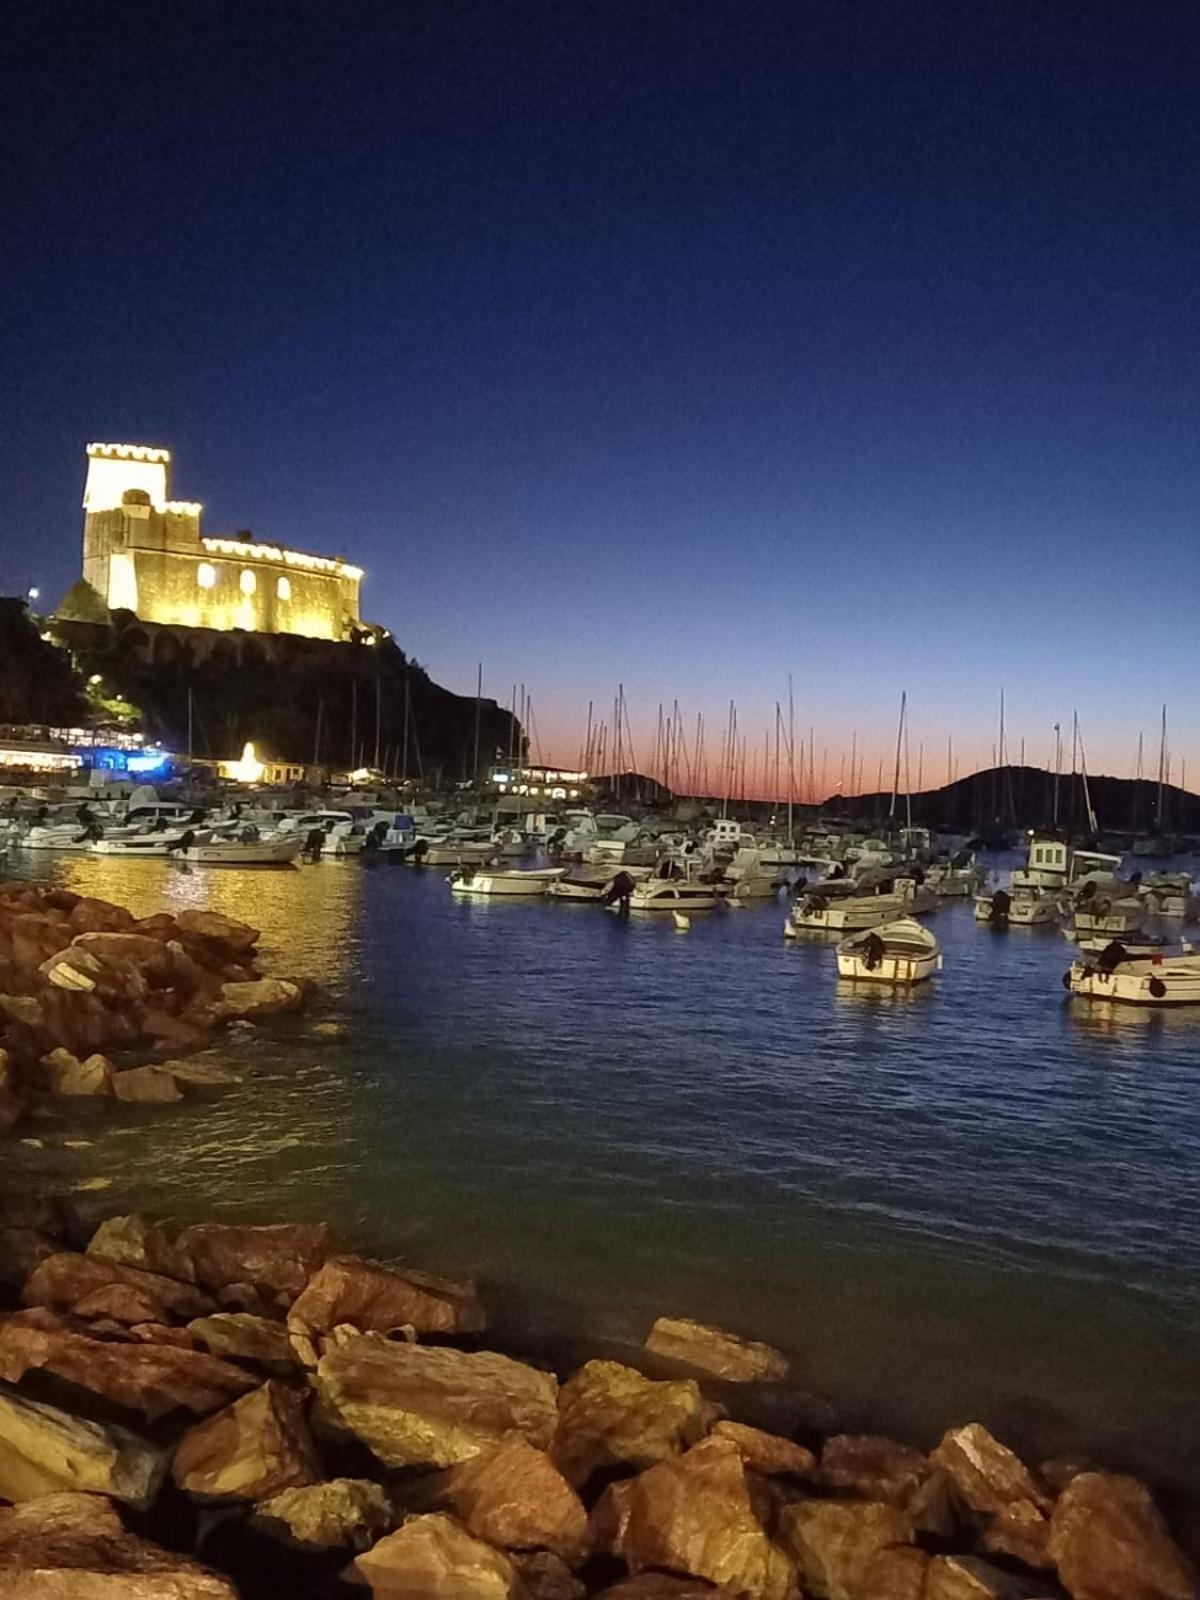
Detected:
left=239, top=568, right=257, bottom=595
left=276, top=575, right=291, bottom=601
left=197, top=562, right=217, bottom=589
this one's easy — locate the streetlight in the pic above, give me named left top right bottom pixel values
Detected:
left=26, top=587, right=39, bottom=602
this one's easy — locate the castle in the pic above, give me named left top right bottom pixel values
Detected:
left=78, top=443, right=364, bottom=641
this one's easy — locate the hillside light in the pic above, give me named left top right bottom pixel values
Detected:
left=88, top=674, right=103, bottom=686
left=27, top=587, right=39, bottom=601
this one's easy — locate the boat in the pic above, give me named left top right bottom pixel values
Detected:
left=836, top=917, right=942, bottom=985
left=547, top=866, right=652, bottom=903
left=90, top=826, right=197, bottom=856
left=1066, top=942, right=1200, bottom=1005
left=925, top=853, right=980, bottom=897
left=616, top=859, right=725, bottom=912
left=973, top=887, right=1061, bottom=926
left=1011, top=836, right=1122, bottom=892
left=1138, top=872, right=1198, bottom=921
left=722, top=847, right=784, bottom=901
left=1071, top=885, right=1144, bottom=937
left=785, top=889, right=907, bottom=935
left=449, top=865, right=566, bottom=897
left=178, top=832, right=303, bottom=866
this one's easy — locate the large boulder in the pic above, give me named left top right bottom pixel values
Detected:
left=315, top=1334, right=559, bottom=1469
left=255, top=1477, right=393, bottom=1550
left=188, top=1312, right=297, bottom=1372
left=0, top=1386, right=166, bottom=1506
left=179, top=1221, right=334, bottom=1311
left=69, top=896, right=137, bottom=934
left=514, top=1550, right=588, bottom=1600
left=0, top=1308, right=254, bottom=1421
left=931, top=1424, right=1050, bottom=1517
left=88, top=1215, right=195, bottom=1283
left=924, top=1554, right=1052, bottom=1597
left=113, top=1065, right=184, bottom=1103
left=24, top=1253, right=213, bottom=1324
left=711, top=1420, right=815, bottom=1478
left=1048, top=1471, right=1197, bottom=1600
left=613, top=1435, right=795, bottom=1600
left=355, top=1512, right=525, bottom=1599
left=644, top=1317, right=789, bottom=1382
left=443, top=1436, right=591, bottom=1567
left=551, top=1359, right=713, bottom=1488
left=0, top=1491, right=237, bottom=1598
left=175, top=910, right=260, bottom=955
left=40, top=1048, right=114, bottom=1097
left=861, top=1546, right=930, bottom=1600
left=216, top=979, right=302, bottom=1019
left=778, top=1498, right=914, bottom=1600
left=821, top=1434, right=952, bottom=1533
left=288, top=1254, right=484, bottom=1346
left=172, top=1379, right=320, bottom=1501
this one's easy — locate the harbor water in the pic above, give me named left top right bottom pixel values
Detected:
left=6, top=852, right=1200, bottom=1498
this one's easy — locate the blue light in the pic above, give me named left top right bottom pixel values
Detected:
left=126, top=751, right=170, bottom=774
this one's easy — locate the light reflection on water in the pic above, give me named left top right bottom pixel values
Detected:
left=6, top=852, right=1200, bottom=1495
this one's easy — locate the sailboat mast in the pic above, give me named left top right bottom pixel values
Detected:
left=1156, top=704, right=1167, bottom=832
left=787, top=675, right=795, bottom=840
left=888, top=690, right=906, bottom=820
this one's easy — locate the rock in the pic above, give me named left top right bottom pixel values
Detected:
left=983, top=1500, right=1053, bottom=1569
left=172, top=1379, right=320, bottom=1501
left=24, top=1253, right=214, bottom=1323
left=175, top=910, right=260, bottom=953
left=88, top=1214, right=196, bottom=1282
left=645, top=1316, right=789, bottom=1382
left=40, top=1048, right=114, bottom=1097
left=552, top=1359, right=713, bottom=1488
left=316, top=1333, right=559, bottom=1469
left=129, top=1322, right=196, bottom=1348
left=711, top=1419, right=815, bottom=1478
left=594, top=1581, right=741, bottom=1600
left=180, top=1221, right=334, bottom=1311
left=0, top=1307, right=254, bottom=1420
left=188, top=1312, right=297, bottom=1371
left=513, top=1550, right=587, bottom=1600
left=443, top=1436, right=590, bottom=1566
left=931, top=1424, right=1051, bottom=1517
left=0, top=993, right=43, bottom=1026
left=862, top=1546, right=931, bottom=1600
left=614, top=1435, right=795, bottom=1600
left=216, top=978, right=302, bottom=1018
left=113, top=1066, right=184, bottom=1103
left=288, top=1254, right=485, bottom=1344
left=71, top=930, right=174, bottom=973
left=40, top=947, right=103, bottom=992
left=0, top=1386, right=166, bottom=1506
left=158, top=1059, right=242, bottom=1092
left=778, top=1498, right=914, bottom=1600
left=355, top=1512, right=525, bottom=1599
left=924, top=1554, right=1052, bottom=1598
left=0, top=1227, right=60, bottom=1291
left=1048, top=1471, right=1197, bottom=1600
left=0, top=1490, right=237, bottom=1597
left=821, top=1433, right=952, bottom=1533
left=71, top=1283, right=179, bottom=1326
left=255, top=1476, right=392, bottom=1549
left=69, top=896, right=137, bottom=933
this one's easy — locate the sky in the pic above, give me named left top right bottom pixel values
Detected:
left=4, top=0, right=1200, bottom=793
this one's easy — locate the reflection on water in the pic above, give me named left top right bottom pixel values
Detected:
left=833, top=978, right=936, bottom=1009
left=6, top=851, right=1200, bottom=1496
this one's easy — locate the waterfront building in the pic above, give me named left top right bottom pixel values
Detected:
left=78, top=443, right=363, bottom=641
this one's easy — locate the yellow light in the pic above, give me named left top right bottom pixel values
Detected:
left=239, top=568, right=257, bottom=595
left=228, top=741, right=265, bottom=783
left=276, top=575, right=291, bottom=601
left=86, top=443, right=170, bottom=462
left=197, top=562, right=216, bottom=589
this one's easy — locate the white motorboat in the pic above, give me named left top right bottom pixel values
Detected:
left=547, top=866, right=652, bottom=903
left=1139, top=873, right=1198, bottom=921
left=1071, top=888, right=1144, bottom=937
left=1012, top=836, right=1123, bottom=893
left=422, top=835, right=496, bottom=866
left=723, top=847, right=783, bottom=902
left=179, top=833, right=303, bottom=866
left=893, top=875, right=937, bottom=914
left=1066, top=945, right=1200, bottom=1005
left=974, top=887, right=1061, bottom=926
left=926, top=854, right=980, bottom=897
left=449, top=866, right=566, bottom=897
left=786, top=890, right=907, bottom=936
left=90, top=827, right=196, bottom=856
left=836, top=918, right=942, bottom=985
left=623, top=878, right=724, bottom=912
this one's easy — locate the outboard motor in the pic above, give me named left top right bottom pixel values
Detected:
left=603, top=871, right=636, bottom=912
left=989, top=888, right=1011, bottom=927
left=862, top=932, right=886, bottom=970
left=1097, top=940, right=1129, bottom=974
left=407, top=837, right=429, bottom=866
left=303, top=827, right=325, bottom=861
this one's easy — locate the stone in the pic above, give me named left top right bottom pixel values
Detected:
left=71, top=1283, right=177, bottom=1326
left=216, top=978, right=303, bottom=1018
left=112, top=1066, right=184, bottom=1103
left=645, top=1316, right=789, bottom=1382
left=0, top=1491, right=237, bottom=1598
left=158, top=1059, right=242, bottom=1091
left=255, top=1476, right=392, bottom=1549
left=1048, top=1471, right=1197, bottom=1600
left=614, top=1435, right=795, bottom=1600
left=188, top=1311, right=297, bottom=1371
left=0, top=1227, right=60, bottom=1291
left=129, top=1322, right=196, bottom=1348
left=924, top=1554, right=1052, bottom=1598
left=288, top=1253, right=485, bottom=1343
left=0, top=1386, right=166, bottom=1506
left=69, top=895, right=137, bottom=933
left=862, top=1545, right=931, bottom=1600
left=180, top=1221, right=334, bottom=1310
left=175, top=909, right=260, bottom=953
left=513, top=1550, right=588, bottom=1600
left=0, top=1307, right=254, bottom=1421
left=316, top=1333, right=559, bottom=1469
left=983, top=1500, right=1052, bottom=1569
left=41, top=1048, right=114, bottom=1097
left=355, top=1512, right=525, bottom=1599
left=931, top=1424, right=1050, bottom=1518
left=88, top=1214, right=196, bottom=1282
left=711, top=1419, right=815, bottom=1477
left=444, top=1436, right=590, bottom=1566
left=778, top=1497, right=913, bottom=1600
left=594, top=1581, right=741, bottom=1600
left=821, top=1433, right=952, bottom=1533
left=0, top=993, right=44, bottom=1026
left=40, top=947, right=103, bottom=992
left=173, top=1379, right=319, bottom=1501
left=552, top=1359, right=713, bottom=1488
left=24, top=1253, right=213, bottom=1323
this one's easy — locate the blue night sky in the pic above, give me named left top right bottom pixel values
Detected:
left=4, top=1, right=1199, bottom=787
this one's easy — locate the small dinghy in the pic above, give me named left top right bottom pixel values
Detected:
left=836, top=917, right=942, bottom=985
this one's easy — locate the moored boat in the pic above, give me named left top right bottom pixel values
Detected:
left=449, top=865, right=566, bottom=897
left=179, top=833, right=303, bottom=866
left=1066, top=943, right=1200, bottom=1005
left=836, top=917, right=942, bottom=985
left=785, top=889, right=906, bottom=936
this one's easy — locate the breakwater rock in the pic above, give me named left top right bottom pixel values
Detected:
left=0, top=1197, right=1194, bottom=1600
left=0, top=884, right=302, bottom=1132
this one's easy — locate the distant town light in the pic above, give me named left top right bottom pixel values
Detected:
left=88, top=674, right=103, bottom=686
left=228, top=740, right=265, bottom=784
left=27, top=586, right=39, bottom=601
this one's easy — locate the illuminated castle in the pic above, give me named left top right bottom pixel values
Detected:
left=79, top=443, right=363, bottom=641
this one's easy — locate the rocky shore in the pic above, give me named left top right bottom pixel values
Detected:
left=0, top=886, right=1195, bottom=1598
